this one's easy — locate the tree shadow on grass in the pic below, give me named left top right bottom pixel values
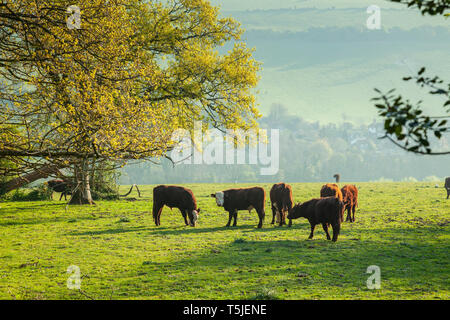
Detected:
left=67, top=225, right=151, bottom=236
left=0, top=202, right=66, bottom=215
left=0, top=215, right=102, bottom=227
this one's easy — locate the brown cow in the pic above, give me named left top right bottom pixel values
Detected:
left=152, top=185, right=200, bottom=227
left=341, top=185, right=358, bottom=222
left=287, top=197, right=344, bottom=242
left=320, top=183, right=343, bottom=201
left=211, top=187, right=265, bottom=228
left=270, top=183, right=293, bottom=227
left=445, top=178, right=450, bottom=199
left=321, top=183, right=343, bottom=221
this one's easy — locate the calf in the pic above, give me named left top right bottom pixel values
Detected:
left=270, top=183, right=293, bottom=227
left=320, top=183, right=343, bottom=201
left=445, top=178, right=450, bottom=200
left=211, top=187, right=265, bottom=228
left=341, top=185, right=358, bottom=222
left=45, top=179, right=72, bottom=201
left=288, top=197, right=344, bottom=242
left=152, top=185, right=200, bottom=227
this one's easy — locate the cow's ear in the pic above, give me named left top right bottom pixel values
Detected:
left=210, top=194, right=216, bottom=198
left=197, top=208, right=201, bottom=214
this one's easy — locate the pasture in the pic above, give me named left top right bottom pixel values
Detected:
left=0, top=182, right=448, bottom=300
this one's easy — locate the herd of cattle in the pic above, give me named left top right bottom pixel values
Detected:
left=44, top=177, right=450, bottom=242
left=151, top=183, right=358, bottom=242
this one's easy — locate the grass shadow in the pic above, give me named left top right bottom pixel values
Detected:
left=67, top=225, right=151, bottom=236
left=115, top=225, right=449, bottom=299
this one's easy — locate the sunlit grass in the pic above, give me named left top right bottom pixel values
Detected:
left=0, top=182, right=448, bottom=299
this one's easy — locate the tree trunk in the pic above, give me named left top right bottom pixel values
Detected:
left=68, top=160, right=95, bottom=205
left=0, top=164, right=62, bottom=196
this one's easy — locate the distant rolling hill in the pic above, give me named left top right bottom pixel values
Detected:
left=211, top=1, right=450, bottom=124
left=242, top=27, right=450, bottom=123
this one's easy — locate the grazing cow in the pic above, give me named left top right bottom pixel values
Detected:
left=211, top=187, right=265, bottom=228
left=445, top=178, right=450, bottom=200
left=152, top=185, right=200, bottom=227
left=320, top=183, right=343, bottom=201
left=270, top=183, right=293, bottom=227
left=341, top=185, right=358, bottom=222
left=287, top=197, right=344, bottom=242
left=45, top=179, right=72, bottom=201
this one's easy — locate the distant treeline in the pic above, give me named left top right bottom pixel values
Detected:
left=120, top=104, right=449, bottom=185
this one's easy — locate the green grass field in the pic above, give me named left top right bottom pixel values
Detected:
left=0, top=182, right=448, bottom=300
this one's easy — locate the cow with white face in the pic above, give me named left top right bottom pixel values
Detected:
left=214, top=192, right=225, bottom=207
left=211, top=187, right=266, bottom=228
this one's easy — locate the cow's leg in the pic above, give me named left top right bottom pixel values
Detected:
left=59, top=192, right=64, bottom=201
left=156, top=207, right=164, bottom=226
left=232, top=210, right=238, bottom=227
left=288, top=218, right=292, bottom=227
left=322, top=223, right=331, bottom=240
left=256, top=207, right=265, bottom=229
left=351, top=205, right=356, bottom=223
left=153, top=202, right=164, bottom=226
left=447, top=189, right=449, bottom=199
left=64, top=192, right=67, bottom=201
left=279, top=209, right=287, bottom=226
left=278, top=210, right=284, bottom=227
left=308, top=224, right=315, bottom=239
left=270, top=205, right=276, bottom=224
left=225, top=210, right=233, bottom=227
left=181, top=209, right=189, bottom=226
left=331, top=223, right=341, bottom=242
left=345, top=206, right=351, bottom=222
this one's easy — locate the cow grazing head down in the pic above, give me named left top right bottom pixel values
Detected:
left=189, top=209, right=200, bottom=227
left=287, top=203, right=303, bottom=220
left=211, top=192, right=225, bottom=206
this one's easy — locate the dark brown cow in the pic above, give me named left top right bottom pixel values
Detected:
left=152, top=185, right=200, bottom=227
left=287, top=197, right=344, bottom=242
left=45, top=179, right=72, bottom=201
left=445, top=178, right=450, bottom=200
left=341, top=185, right=358, bottom=222
left=320, top=183, right=343, bottom=201
left=211, top=187, right=265, bottom=228
left=270, top=183, right=293, bottom=227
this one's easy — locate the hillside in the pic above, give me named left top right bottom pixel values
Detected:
left=212, top=1, right=450, bottom=123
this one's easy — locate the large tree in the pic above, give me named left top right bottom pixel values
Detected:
left=0, top=0, right=260, bottom=203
